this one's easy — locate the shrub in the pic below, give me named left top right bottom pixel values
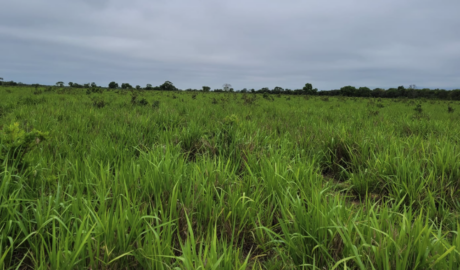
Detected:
left=18, top=97, right=47, bottom=106
left=0, top=105, right=6, bottom=118
left=91, top=97, right=106, bottom=108
left=223, top=114, right=239, bottom=126
left=0, top=122, right=47, bottom=169
left=368, top=110, right=379, bottom=116
left=138, top=98, right=149, bottom=106
left=152, top=100, right=160, bottom=109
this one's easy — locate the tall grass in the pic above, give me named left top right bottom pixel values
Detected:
left=1, top=86, right=460, bottom=269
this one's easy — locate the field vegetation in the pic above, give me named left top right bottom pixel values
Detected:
left=1, top=85, right=460, bottom=269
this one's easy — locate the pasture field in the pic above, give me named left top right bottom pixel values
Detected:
left=1, top=86, right=460, bottom=269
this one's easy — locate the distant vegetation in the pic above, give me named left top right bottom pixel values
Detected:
left=1, top=84, right=460, bottom=269
left=1, top=79, right=459, bottom=99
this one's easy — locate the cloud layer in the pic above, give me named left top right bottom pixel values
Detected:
left=1, top=0, right=459, bottom=90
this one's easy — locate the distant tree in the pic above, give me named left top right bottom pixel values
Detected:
left=223, top=83, right=232, bottom=92
left=56, top=81, right=64, bottom=87
left=303, top=83, right=312, bottom=93
left=68, top=82, right=73, bottom=87
left=340, top=86, right=357, bottom=96
left=450, top=90, right=460, bottom=100
left=121, top=83, right=133, bottom=89
left=145, top=84, right=153, bottom=90
left=159, top=81, right=176, bottom=91
left=357, top=86, right=371, bottom=97
left=241, top=88, right=248, bottom=93
left=371, top=88, right=385, bottom=98
left=91, top=82, right=97, bottom=88
left=273, top=86, right=284, bottom=93
left=83, top=83, right=90, bottom=88
left=303, top=83, right=318, bottom=95
left=108, top=81, right=119, bottom=89
left=260, top=87, right=270, bottom=93
left=202, top=86, right=211, bottom=92
left=395, top=85, right=406, bottom=97
left=136, top=85, right=141, bottom=90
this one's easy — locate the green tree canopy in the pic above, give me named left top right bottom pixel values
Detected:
left=108, top=81, right=119, bottom=89
left=160, top=81, right=176, bottom=91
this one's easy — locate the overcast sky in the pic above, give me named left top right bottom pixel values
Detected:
left=1, top=0, right=459, bottom=90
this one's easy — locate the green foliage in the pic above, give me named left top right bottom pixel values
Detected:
left=222, top=114, right=239, bottom=126
left=159, top=81, right=177, bottom=91
left=121, top=83, right=133, bottom=89
left=152, top=100, right=160, bottom=109
left=0, top=122, right=47, bottom=168
left=108, top=81, right=119, bottom=89
left=91, top=96, right=106, bottom=108
left=303, top=82, right=318, bottom=95
left=414, top=103, right=423, bottom=113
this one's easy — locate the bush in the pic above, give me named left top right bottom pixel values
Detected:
left=91, top=97, right=107, bottom=108
left=414, top=104, right=423, bottom=113
left=138, top=98, right=149, bottom=106
left=0, top=122, right=47, bottom=169
left=152, top=100, right=160, bottom=109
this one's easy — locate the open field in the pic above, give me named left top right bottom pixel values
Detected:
left=1, top=86, right=460, bottom=269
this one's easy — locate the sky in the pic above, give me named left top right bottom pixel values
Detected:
left=1, top=0, right=459, bottom=90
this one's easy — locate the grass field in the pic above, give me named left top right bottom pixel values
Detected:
left=1, top=86, right=460, bottom=269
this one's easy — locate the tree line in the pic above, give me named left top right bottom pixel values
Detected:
left=1, top=78, right=460, bottom=100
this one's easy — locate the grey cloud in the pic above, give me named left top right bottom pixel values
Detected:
left=1, top=0, right=459, bottom=90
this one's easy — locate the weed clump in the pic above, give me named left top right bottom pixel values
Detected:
left=223, top=114, right=239, bottom=126
left=0, top=122, right=47, bottom=170
left=129, top=91, right=148, bottom=106
left=91, top=96, right=107, bottom=108
left=0, top=105, right=7, bottom=118
left=18, top=97, right=47, bottom=106
left=152, top=100, right=160, bottom=109
left=322, top=138, right=355, bottom=181
left=368, top=110, right=379, bottom=116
